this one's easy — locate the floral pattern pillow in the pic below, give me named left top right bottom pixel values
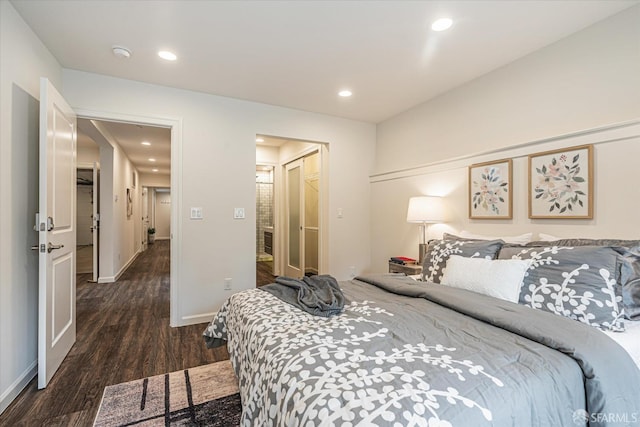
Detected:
left=422, top=239, right=503, bottom=283
left=498, top=245, right=625, bottom=331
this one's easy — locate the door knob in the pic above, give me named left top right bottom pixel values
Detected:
left=47, top=242, right=64, bottom=253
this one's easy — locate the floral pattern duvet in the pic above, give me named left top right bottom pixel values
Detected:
left=204, top=275, right=640, bottom=427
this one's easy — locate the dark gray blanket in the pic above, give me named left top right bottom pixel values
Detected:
left=260, top=274, right=345, bottom=317
left=356, top=274, right=640, bottom=425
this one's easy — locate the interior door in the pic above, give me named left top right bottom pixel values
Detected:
left=142, top=187, right=149, bottom=249
left=91, top=162, right=100, bottom=283
left=38, top=77, right=77, bottom=389
left=284, top=159, right=304, bottom=278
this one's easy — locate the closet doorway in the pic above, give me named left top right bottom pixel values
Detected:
left=284, top=151, right=320, bottom=278
left=256, top=136, right=328, bottom=283
left=256, top=135, right=329, bottom=286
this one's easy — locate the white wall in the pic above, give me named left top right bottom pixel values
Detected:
left=62, top=69, right=376, bottom=325
left=77, top=143, right=99, bottom=164
left=110, top=142, right=141, bottom=278
left=256, top=145, right=279, bottom=165
left=79, top=122, right=142, bottom=282
left=376, top=6, right=640, bottom=173
left=154, top=191, right=171, bottom=239
left=371, top=6, right=640, bottom=272
left=140, top=173, right=170, bottom=188
left=0, top=1, right=62, bottom=414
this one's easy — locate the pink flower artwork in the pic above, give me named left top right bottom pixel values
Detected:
left=533, top=152, right=586, bottom=214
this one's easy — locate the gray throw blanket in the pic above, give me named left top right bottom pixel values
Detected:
left=260, top=275, right=344, bottom=317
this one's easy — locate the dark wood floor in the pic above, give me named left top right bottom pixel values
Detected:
left=256, top=260, right=276, bottom=287
left=0, top=240, right=229, bottom=426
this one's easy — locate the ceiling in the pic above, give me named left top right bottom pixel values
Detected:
left=12, top=0, right=637, bottom=124
left=78, top=119, right=171, bottom=176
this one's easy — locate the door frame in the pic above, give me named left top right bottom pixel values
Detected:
left=74, top=109, right=182, bottom=327
left=277, top=142, right=329, bottom=277
left=77, top=161, right=99, bottom=282
left=284, top=158, right=304, bottom=278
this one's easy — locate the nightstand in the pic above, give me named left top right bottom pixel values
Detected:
left=388, top=262, right=423, bottom=275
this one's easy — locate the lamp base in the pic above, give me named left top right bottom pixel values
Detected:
left=418, top=243, right=429, bottom=265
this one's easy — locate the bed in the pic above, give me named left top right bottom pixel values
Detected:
left=204, top=238, right=640, bottom=426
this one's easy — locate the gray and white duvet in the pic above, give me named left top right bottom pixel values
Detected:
left=203, top=275, right=640, bottom=427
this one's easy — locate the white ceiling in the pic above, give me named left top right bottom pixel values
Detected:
left=78, top=119, right=171, bottom=176
left=12, top=0, right=637, bottom=124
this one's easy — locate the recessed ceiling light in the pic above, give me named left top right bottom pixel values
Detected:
left=338, top=90, right=352, bottom=98
left=256, top=137, right=264, bottom=143
left=141, top=141, right=151, bottom=146
left=152, top=168, right=159, bottom=172
left=431, top=18, right=453, bottom=32
left=112, top=46, right=131, bottom=59
left=158, top=50, right=177, bottom=61
left=148, top=158, right=156, bottom=162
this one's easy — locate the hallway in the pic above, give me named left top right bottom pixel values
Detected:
left=0, top=241, right=229, bottom=425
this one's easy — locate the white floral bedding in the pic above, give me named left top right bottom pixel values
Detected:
left=204, top=275, right=640, bottom=426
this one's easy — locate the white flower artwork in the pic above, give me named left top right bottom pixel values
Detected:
left=469, top=159, right=512, bottom=219
left=528, top=144, right=593, bottom=219
left=206, top=289, right=505, bottom=426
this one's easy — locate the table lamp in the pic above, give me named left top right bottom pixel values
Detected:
left=406, top=196, right=445, bottom=263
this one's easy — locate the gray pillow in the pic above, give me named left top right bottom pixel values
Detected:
left=422, top=239, right=503, bottom=283
left=519, top=239, right=640, bottom=320
left=498, top=245, right=625, bottom=331
left=617, top=246, right=640, bottom=320
left=533, top=238, right=640, bottom=247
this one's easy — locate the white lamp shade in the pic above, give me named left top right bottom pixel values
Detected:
left=406, top=196, right=445, bottom=223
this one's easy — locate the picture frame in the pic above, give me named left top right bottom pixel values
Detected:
left=126, top=187, right=133, bottom=218
left=528, top=144, right=593, bottom=219
left=469, top=158, right=512, bottom=219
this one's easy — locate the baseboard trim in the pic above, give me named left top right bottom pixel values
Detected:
left=179, top=311, right=217, bottom=327
left=97, top=249, right=141, bottom=284
left=0, top=360, right=37, bottom=416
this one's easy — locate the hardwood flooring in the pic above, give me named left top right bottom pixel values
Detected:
left=256, top=260, right=276, bottom=287
left=0, top=240, right=229, bottom=426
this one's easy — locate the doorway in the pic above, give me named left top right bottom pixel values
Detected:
left=256, top=165, right=275, bottom=285
left=284, top=151, right=320, bottom=278
left=256, top=135, right=328, bottom=282
left=76, top=167, right=98, bottom=279
left=75, top=113, right=178, bottom=324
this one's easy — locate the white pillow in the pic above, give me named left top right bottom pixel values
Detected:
left=440, top=255, right=532, bottom=303
left=538, top=233, right=561, bottom=241
left=458, top=230, right=533, bottom=245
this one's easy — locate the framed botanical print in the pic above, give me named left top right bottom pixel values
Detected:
left=528, top=144, right=593, bottom=219
left=469, top=158, right=512, bottom=219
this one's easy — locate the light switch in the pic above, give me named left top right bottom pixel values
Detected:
left=190, top=207, right=203, bottom=220
left=234, top=207, right=245, bottom=219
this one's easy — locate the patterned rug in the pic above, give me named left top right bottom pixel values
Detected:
left=94, top=360, right=241, bottom=426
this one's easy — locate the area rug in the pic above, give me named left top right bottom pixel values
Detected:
left=94, top=360, right=241, bottom=426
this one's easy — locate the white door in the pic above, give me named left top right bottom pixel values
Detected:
left=91, top=162, right=100, bottom=283
left=284, top=159, right=304, bottom=278
left=38, top=78, right=77, bottom=389
left=142, top=187, right=149, bottom=250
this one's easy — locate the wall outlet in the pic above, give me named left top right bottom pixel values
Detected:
left=349, top=266, right=356, bottom=278
left=224, top=278, right=232, bottom=290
